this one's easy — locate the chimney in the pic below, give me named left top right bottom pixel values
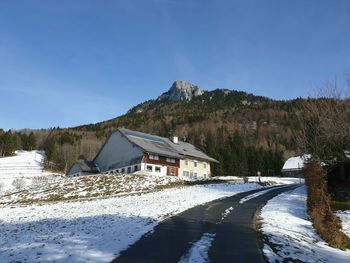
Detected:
left=172, top=136, right=178, bottom=144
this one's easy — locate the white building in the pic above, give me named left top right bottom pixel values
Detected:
left=67, top=128, right=218, bottom=178
left=281, top=155, right=309, bottom=177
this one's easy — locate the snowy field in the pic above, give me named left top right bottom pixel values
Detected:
left=0, top=172, right=184, bottom=205
left=0, top=167, right=302, bottom=205
left=261, top=186, right=350, bottom=263
left=0, top=150, right=61, bottom=192
left=178, top=233, right=216, bottom=263
left=0, top=183, right=263, bottom=263
left=0, top=150, right=306, bottom=262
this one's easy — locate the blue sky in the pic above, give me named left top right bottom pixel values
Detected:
left=1, top=0, right=349, bottom=130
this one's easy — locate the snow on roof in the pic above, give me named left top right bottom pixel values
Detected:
left=282, top=155, right=309, bottom=171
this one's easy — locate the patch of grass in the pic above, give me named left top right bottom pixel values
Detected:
left=0, top=173, right=240, bottom=205
left=331, top=199, right=350, bottom=211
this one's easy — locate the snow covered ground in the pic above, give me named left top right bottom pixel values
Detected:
left=178, top=233, right=216, bottom=263
left=0, top=163, right=302, bottom=205
left=238, top=185, right=286, bottom=204
left=0, top=150, right=61, bottom=192
left=261, top=186, right=350, bottom=263
left=336, top=210, right=350, bottom=237
left=216, top=175, right=304, bottom=185
left=0, top=150, right=305, bottom=262
left=0, top=172, right=184, bottom=205
left=0, top=183, right=262, bottom=263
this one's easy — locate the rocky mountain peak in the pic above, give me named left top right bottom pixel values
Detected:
left=158, top=80, right=204, bottom=101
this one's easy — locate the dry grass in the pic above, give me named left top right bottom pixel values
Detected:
left=303, top=164, right=350, bottom=249
left=0, top=173, right=230, bottom=205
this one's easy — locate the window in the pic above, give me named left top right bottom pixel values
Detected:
left=155, top=166, right=161, bottom=173
left=203, top=162, right=207, bottom=169
left=116, top=169, right=119, bottom=173
left=166, top=157, right=176, bottom=163
left=127, top=167, right=131, bottom=173
left=146, top=165, right=153, bottom=172
left=121, top=168, right=125, bottom=173
left=203, top=174, right=207, bottom=178
left=134, top=165, right=139, bottom=172
left=185, top=160, right=188, bottom=166
left=194, top=161, right=197, bottom=167
left=149, top=154, right=159, bottom=160
left=183, top=171, right=189, bottom=177
left=194, top=172, right=197, bottom=177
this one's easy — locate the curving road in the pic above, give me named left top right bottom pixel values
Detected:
left=112, top=184, right=300, bottom=263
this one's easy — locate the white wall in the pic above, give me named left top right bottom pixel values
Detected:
left=140, top=162, right=167, bottom=176
left=94, top=131, right=144, bottom=172
left=179, top=158, right=211, bottom=178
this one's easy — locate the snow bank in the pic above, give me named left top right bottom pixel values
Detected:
left=282, top=156, right=305, bottom=170
left=0, top=183, right=261, bottom=263
left=261, top=186, right=350, bottom=263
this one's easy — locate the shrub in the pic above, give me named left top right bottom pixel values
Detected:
left=12, top=178, right=26, bottom=190
left=303, top=164, right=350, bottom=249
left=31, top=176, right=49, bottom=188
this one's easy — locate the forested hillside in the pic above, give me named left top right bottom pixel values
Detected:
left=1, top=82, right=305, bottom=176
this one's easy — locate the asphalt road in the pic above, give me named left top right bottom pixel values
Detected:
left=112, top=184, right=300, bottom=263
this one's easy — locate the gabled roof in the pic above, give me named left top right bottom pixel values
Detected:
left=171, top=140, right=218, bottom=163
left=282, top=155, right=310, bottom=171
left=118, top=128, right=218, bottom=163
left=119, top=128, right=182, bottom=159
left=76, top=160, right=99, bottom=173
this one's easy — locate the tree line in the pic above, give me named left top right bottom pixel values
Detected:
left=202, top=129, right=283, bottom=177
left=0, top=88, right=299, bottom=175
left=43, top=132, right=102, bottom=173
left=0, top=130, right=36, bottom=157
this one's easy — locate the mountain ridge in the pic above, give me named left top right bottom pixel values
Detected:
left=127, top=80, right=270, bottom=115
left=2, top=80, right=303, bottom=177
left=157, top=80, right=204, bottom=102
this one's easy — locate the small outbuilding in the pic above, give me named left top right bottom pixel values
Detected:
left=281, top=156, right=306, bottom=177
left=67, top=160, right=99, bottom=177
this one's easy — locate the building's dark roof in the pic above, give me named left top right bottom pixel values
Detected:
left=172, top=140, right=218, bottom=163
left=76, top=160, right=99, bottom=173
left=119, top=128, right=218, bottom=163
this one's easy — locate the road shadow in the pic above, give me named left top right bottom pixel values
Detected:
left=0, top=213, right=158, bottom=263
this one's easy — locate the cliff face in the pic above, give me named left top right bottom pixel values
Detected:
left=157, top=80, right=204, bottom=101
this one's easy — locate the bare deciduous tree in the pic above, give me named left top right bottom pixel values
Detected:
left=61, top=143, right=79, bottom=174
left=297, top=77, right=350, bottom=166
